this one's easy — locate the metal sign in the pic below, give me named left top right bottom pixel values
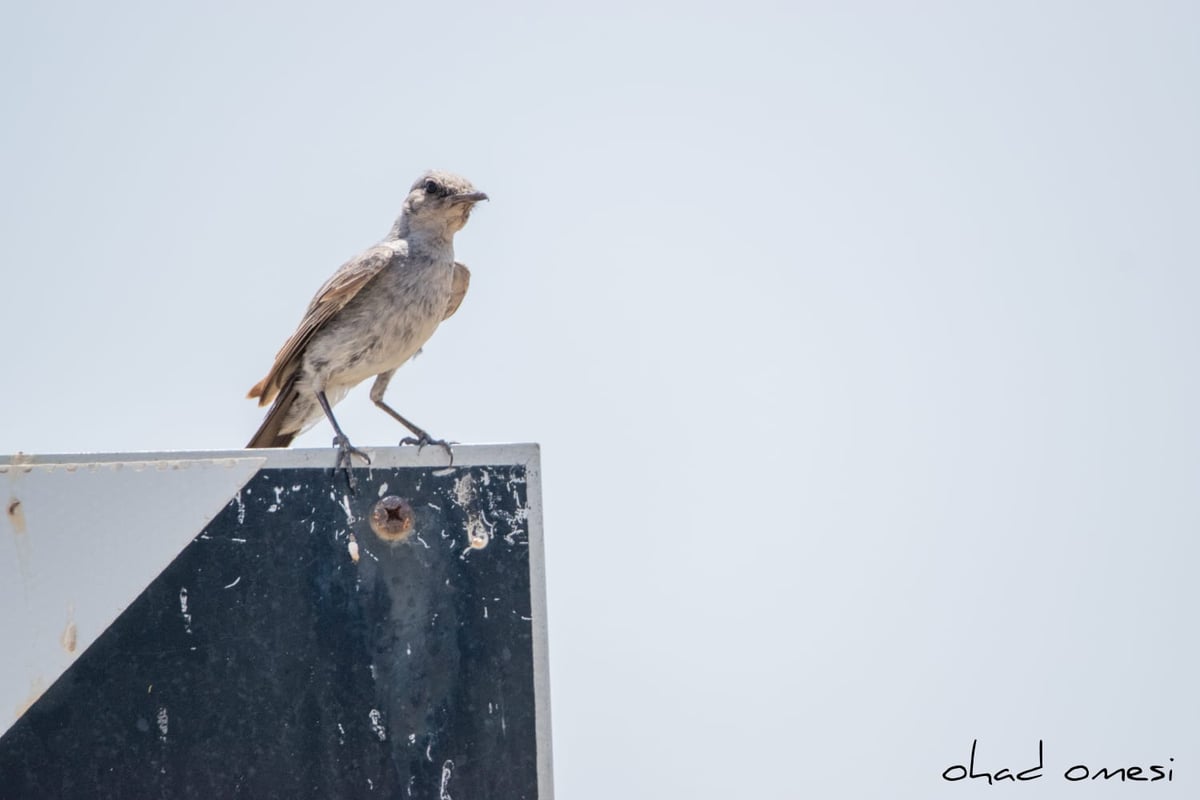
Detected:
left=1, top=445, right=551, bottom=799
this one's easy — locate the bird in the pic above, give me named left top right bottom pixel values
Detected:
left=246, top=170, right=487, bottom=472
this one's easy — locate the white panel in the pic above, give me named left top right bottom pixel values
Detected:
left=1, top=455, right=265, bottom=732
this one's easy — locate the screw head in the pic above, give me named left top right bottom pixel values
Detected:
left=370, top=496, right=414, bottom=543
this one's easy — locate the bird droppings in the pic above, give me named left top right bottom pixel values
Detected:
left=461, top=508, right=494, bottom=556
left=453, top=473, right=495, bottom=555
left=439, top=760, right=455, bottom=799
left=348, top=533, right=360, bottom=563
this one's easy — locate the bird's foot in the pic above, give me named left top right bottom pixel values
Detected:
left=332, top=435, right=371, bottom=491
left=399, top=434, right=455, bottom=464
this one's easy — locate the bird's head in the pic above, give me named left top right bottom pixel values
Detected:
left=398, top=170, right=488, bottom=239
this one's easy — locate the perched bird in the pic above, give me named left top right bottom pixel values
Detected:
left=246, top=170, right=487, bottom=470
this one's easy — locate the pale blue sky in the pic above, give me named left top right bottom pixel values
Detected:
left=3, top=2, right=1199, bottom=796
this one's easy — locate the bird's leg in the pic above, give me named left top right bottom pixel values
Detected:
left=369, top=372, right=454, bottom=462
left=316, top=390, right=370, bottom=490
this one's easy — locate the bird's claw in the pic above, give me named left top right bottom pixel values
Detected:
left=399, top=435, right=455, bottom=464
left=332, top=435, right=371, bottom=491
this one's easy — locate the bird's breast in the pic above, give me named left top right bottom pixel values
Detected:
left=303, top=258, right=455, bottom=388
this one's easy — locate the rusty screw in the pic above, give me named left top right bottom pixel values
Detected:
left=370, top=496, right=414, bottom=543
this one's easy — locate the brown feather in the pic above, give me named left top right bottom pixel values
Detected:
left=444, top=262, right=471, bottom=320
left=246, top=376, right=300, bottom=448
left=247, top=377, right=269, bottom=402
left=248, top=245, right=396, bottom=407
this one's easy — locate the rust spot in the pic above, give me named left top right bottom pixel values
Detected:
left=370, top=496, right=414, bottom=543
left=16, top=677, right=45, bottom=718
left=7, top=497, right=26, bottom=534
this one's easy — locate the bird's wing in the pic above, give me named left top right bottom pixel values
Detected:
left=443, top=261, right=471, bottom=320
left=247, top=244, right=396, bottom=406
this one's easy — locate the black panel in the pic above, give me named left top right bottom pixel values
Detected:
left=0, top=465, right=539, bottom=799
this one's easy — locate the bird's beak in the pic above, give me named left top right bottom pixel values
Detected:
left=451, top=191, right=489, bottom=205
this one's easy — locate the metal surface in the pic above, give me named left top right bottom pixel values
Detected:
left=1, top=455, right=267, bottom=732
left=0, top=445, right=550, bottom=799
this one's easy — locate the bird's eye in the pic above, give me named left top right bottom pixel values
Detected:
left=423, top=179, right=441, bottom=195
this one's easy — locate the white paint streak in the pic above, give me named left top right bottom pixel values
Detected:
left=179, top=588, right=192, bottom=634
left=439, top=760, right=454, bottom=799
left=234, top=491, right=246, bottom=525
left=453, top=474, right=474, bottom=507
left=223, top=576, right=241, bottom=589
left=368, top=708, right=387, bottom=741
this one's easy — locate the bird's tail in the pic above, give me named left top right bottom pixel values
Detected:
left=247, top=377, right=299, bottom=449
